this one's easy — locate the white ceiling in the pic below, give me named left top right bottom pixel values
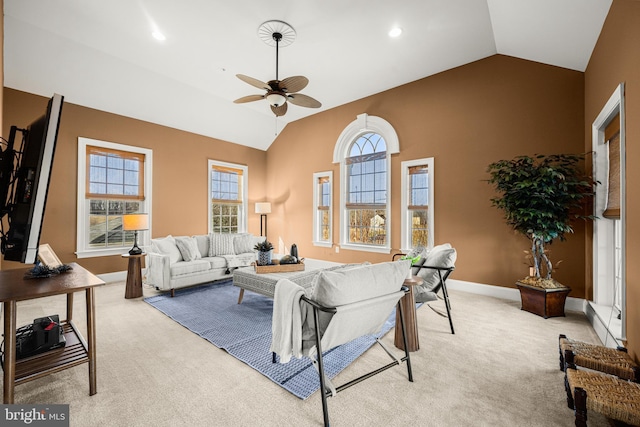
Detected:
left=4, top=0, right=612, bottom=151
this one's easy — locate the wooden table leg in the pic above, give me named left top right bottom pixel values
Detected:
left=3, top=300, right=17, bottom=403
left=66, top=293, right=74, bottom=322
left=237, top=288, right=245, bottom=304
left=86, top=287, right=97, bottom=395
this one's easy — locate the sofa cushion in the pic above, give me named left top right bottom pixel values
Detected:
left=170, top=259, right=211, bottom=277
left=311, top=260, right=410, bottom=307
left=175, top=236, right=201, bottom=262
left=209, top=233, right=235, bottom=256
left=194, top=235, right=209, bottom=258
left=202, top=257, right=228, bottom=270
left=234, top=233, right=254, bottom=254
left=152, top=235, right=182, bottom=264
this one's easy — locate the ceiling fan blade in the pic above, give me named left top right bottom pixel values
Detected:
left=236, top=74, right=270, bottom=90
left=287, top=93, right=322, bottom=108
left=271, top=102, right=288, bottom=117
left=233, top=94, right=265, bottom=104
left=279, top=76, right=309, bottom=93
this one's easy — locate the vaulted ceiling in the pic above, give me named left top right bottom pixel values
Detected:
left=4, top=0, right=612, bottom=150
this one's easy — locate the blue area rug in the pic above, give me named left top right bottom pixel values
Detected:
left=144, top=280, right=398, bottom=400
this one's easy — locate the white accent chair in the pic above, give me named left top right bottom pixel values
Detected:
left=271, top=260, right=414, bottom=427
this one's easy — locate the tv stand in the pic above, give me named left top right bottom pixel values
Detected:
left=0, top=263, right=104, bottom=403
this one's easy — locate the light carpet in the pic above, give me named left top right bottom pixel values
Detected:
left=144, top=280, right=400, bottom=400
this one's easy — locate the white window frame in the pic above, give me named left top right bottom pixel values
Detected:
left=208, top=159, right=248, bottom=234
left=76, top=137, right=153, bottom=258
left=401, top=157, right=434, bottom=252
left=591, top=82, right=626, bottom=343
left=312, top=171, right=332, bottom=247
left=333, top=114, right=399, bottom=254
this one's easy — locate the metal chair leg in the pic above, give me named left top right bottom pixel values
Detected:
left=312, top=306, right=331, bottom=427
left=439, top=274, right=455, bottom=334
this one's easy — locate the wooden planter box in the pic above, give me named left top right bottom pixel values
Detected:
left=516, top=281, right=571, bottom=319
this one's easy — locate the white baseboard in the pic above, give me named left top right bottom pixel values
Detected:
left=97, top=270, right=127, bottom=283
left=447, top=279, right=586, bottom=313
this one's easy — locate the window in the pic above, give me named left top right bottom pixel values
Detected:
left=313, top=171, right=332, bottom=247
left=208, top=160, right=248, bottom=234
left=346, top=133, right=387, bottom=245
left=591, top=83, right=626, bottom=344
left=401, top=158, right=434, bottom=251
left=334, top=114, right=399, bottom=253
left=77, top=138, right=152, bottom=258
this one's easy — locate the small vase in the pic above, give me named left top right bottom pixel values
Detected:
left=258, top=250, right=272, bottom=266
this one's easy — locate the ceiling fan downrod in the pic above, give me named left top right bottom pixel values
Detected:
left=273, top=32, right=282, bottom=81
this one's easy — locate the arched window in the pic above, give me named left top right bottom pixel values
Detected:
left=334, top=114, right=399, bottom=253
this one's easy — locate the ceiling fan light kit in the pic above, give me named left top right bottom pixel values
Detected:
left=266, top=93, right=286, bottom=107
left=234, top=20, right=321, bottom=117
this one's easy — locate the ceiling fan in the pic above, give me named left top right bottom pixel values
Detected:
left=234, top=20, right=321, bottom=117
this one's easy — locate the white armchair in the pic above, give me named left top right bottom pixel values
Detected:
left=270, top=260, right=414, bottom=427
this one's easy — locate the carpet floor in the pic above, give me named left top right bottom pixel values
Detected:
left=144, top=280, right=401, bottom=399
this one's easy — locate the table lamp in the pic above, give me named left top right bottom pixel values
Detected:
left=123, top=213, right=149, bottom=255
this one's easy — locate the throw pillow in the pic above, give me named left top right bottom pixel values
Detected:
left=209, top=233, right=235, bottom=256
left=416, top=243, right=457, bottom=291
left=312, top=260, right=410, bottom=307
left=151, top=235, right=182, bottom=264
left=175, top=236, right=201, bottom=262
left=193, top=235, right=209, bottom=258
left=234, top=233, right=254, bottom=254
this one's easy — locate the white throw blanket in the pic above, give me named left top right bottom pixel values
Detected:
left=221, top=254, right=244, bottom=269
left=270, top=278, right=305, bottom=363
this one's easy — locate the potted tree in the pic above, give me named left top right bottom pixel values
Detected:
left=486, top=154, right=596, bottom=318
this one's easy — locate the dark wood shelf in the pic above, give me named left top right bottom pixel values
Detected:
left=14, top=321, right=89, bottom=385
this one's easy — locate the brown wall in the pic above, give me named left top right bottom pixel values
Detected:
left=2, top=89, right=267, bottom=274
left=266, top=55, right=589, bottom=296
left=585, top=0, right=640, bottom=360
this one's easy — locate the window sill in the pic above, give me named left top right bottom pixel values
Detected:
left=312, top=241, right=333, bottom=248
left=76, top=248, right=134, bottom=259
left=340, top=243, right=391, bottom=254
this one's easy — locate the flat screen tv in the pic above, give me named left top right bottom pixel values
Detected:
left=1, top=94, right=64, bottom=264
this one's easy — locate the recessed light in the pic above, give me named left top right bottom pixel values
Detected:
left=152, top=31, right=166, bottom=41
left=389, top=27, right=402, bottom=38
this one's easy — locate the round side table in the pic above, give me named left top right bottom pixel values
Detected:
left=394, top=275, right=422, bottom=352
left=122, top=253, right=145, bottom=299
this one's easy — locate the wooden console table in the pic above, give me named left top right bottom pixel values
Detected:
left=0, top=263, right=104, bottom=403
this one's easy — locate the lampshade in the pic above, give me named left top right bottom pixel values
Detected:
left=266, top=93, right=286, bottom=107
left=123, top=213, right=149, bottom=231
left=255, top=203, right=272, bottom=214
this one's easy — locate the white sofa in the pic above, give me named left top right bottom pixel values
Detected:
left=145, top=233, right=265, bottom=296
